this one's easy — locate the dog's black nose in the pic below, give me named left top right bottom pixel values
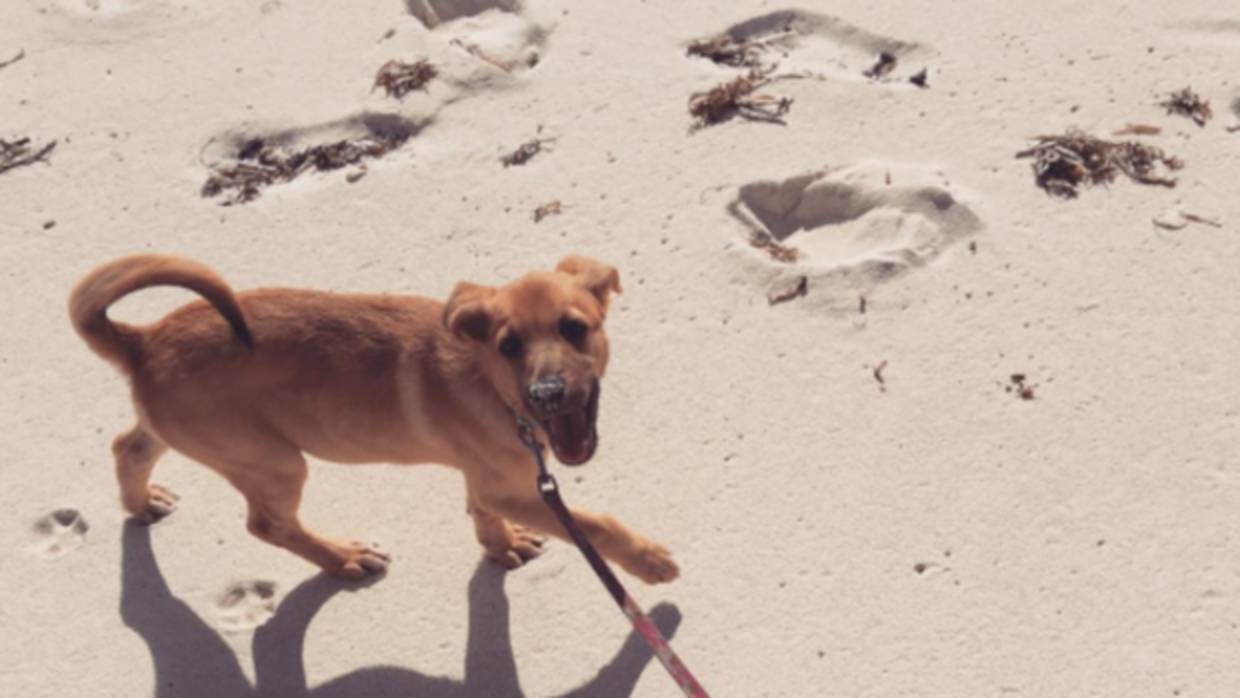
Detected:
left=527, top=376, right=566, bottom=410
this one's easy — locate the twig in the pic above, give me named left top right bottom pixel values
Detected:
left=0, top=138, right=57, bottom=175
left=1154, top=209, right=1223, bottom=230
left=501, top=138, right=554, bottom=167
left=0, top=49, right=25, bottom=71
left=767, top=276, right=807, bottom=305
left=450, top=38, right=514, bottom=73
left=1112, top=123, right=1161, bottom=136
left=873, top=360, right=888, bottom=391
left=533, top=200, right=562, bottom=222
left=1183, top=213, right=1222, bottom=228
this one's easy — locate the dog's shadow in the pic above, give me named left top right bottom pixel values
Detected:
left=120, top=522, right=682, bottom=698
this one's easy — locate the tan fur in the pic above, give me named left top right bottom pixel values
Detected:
left=69, top=254, right=678, bottom=583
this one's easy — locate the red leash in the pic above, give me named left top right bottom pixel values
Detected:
left=517, top=418, right=709, bottom=698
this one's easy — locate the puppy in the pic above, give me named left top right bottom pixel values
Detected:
left=69, top=254, right=678, bottom=584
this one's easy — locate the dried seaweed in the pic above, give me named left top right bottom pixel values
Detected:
left=863, top=51, right=897, bottom=80
left=1006, top=373, right=1035, bottom=400
left=689, top=68, right=792, bottom=131
left=1015, top=129, right=1182, bottom=198
left=686, top=28, right=800, bottom=69
left=0, top=137, right=56, bottom=175
left=201, top=134, right=407, bottom=205
left=532, top=200, right=562, bottom=222
left=686, top=35, right=765, bottom=68
left=1159, top=87, right=1212, bottom=127
left=373, top=59, right=437, bottom=99
left=749, top=230, right=798, bottom=263
left=501, top=138, right=553, bottom=167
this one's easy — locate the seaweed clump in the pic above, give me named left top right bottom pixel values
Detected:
left=1015, top=129, right=1183, bottom=198
left=689, top=68, right=792, bottom=131
left=373, top=59, right=438, bottom=99
left=1159, top=87, right=1212, bottom=127
left=202, top=134, right=408, bottom=204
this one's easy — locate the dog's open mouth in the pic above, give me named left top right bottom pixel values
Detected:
left=539, top=381, right=600, bottom=466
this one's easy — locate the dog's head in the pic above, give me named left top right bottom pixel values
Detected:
left=443, top=255, right=621, bottom=465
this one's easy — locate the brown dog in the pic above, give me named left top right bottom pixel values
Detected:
left=69, top=254, right=678, bottom=584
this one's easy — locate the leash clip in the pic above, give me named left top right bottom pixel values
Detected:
left=515, top=414, right=541, bottom=453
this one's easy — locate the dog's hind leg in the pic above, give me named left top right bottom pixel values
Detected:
left=224, top=449, right=390, bottom=580
left=112, top=424, right=177, bottom=522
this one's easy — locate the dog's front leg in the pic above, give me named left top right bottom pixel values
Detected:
left=480, top=492, right=679, bottom=585
left=466, top=493, right=547, bottom=569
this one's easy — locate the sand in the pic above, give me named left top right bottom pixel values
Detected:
left=3, top=1, right=1239, bottom=696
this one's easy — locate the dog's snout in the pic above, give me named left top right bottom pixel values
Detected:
left=527, top=375, right=566, bottom=410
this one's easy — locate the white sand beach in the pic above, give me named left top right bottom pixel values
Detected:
left=2, top=1, right=1239, bottom=696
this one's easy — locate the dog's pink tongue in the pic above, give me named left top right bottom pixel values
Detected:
left=549, top=410, right=591, bottom=462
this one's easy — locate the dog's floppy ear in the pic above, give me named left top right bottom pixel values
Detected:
left=555, top=255, right=622, bottom=310
left=443, top=282, right=495, bottom=342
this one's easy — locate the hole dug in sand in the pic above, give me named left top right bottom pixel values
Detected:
left=402, top=0, right=550, bottom=84
left=405, top=0, right=520, bottom=29
left=689, top=9, right=927, bottom=83
left=730, top=163, right=982, bottom=306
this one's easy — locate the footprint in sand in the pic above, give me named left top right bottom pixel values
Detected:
left=1168, top=18, right=1240, bottom=47
left=212, top=579, right=278, bottom=633
left=688, top=9, right=929, bottom=84
left=396, top=0, right=553, bottom=87
left=28, top=508, right=90, bottom=559
left=728, top=162, right=982, bottom=307
left=200, top=111, right=427, bottom=203
left=47, top=0, right=224, bottom=42
left=405, top=0, right=520, bottom=29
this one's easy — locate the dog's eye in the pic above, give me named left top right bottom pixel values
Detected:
left=559, top=317, right=588, bottom=344
left=498, top=334, right=523, bottom=359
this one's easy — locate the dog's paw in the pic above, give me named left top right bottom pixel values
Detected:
left=626, top=541, right=679, bottom=585
left=133, top=484, right=179, bottom=524
left=329, top=540, right=391, bottom=580
left=484, top=524, right=547, bottom=570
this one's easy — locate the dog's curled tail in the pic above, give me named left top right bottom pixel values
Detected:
left=69, top=254, right=252, bottom=372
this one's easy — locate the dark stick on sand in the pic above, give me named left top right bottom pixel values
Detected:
left=0, top=138, right=57, bottom=175
left=0, top=49, right=25, bottom=71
